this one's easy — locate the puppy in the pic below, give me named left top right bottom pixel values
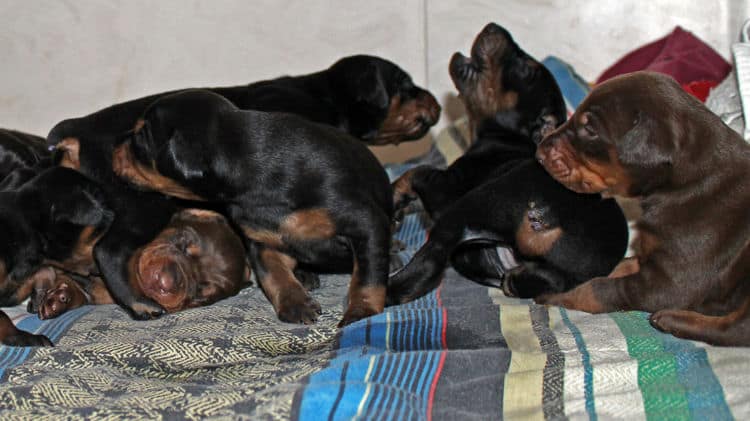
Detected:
left=211, top=55, right=441, bottom=145
left=0, top=167, right=113, bottom=347
left=46, top=55, right=437, bottom=320
left=535, top=71, right=750, bottom=346
left=0, top=167, right=113, bottom=306
left=112, top=89, right=393, bottom=326
left=29, top=209, right=250, bottom=319
left=388, top=23, right=628, bottom=303
left=0, top=129, right=51, bottom=190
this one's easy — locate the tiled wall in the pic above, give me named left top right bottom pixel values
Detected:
left=1, top=0, right=746, bottom=160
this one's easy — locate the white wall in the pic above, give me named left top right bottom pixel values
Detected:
left=1, top=0, right=746, bottom=160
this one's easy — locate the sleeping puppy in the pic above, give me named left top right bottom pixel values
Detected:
left=535, top=71, right=750, bottom=346
left=211, top=55, right=441, bottom=145
left=46, top=55, right=437, bottom=320
left=0, top=166, right=113, bottom=307
left=0, top=129, right=51, bottom=190
left=388, top=23, right=628, bottom=303
left=49, top=54, right=439, bottom=154
left=0, top=167, right=113, bottom=347
left=113, top=89, right=393, bottom=327
left=29, top=209, right=251, bottom=319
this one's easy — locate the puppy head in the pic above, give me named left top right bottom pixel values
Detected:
left=328, top=55, right=441, bottom=145
left=536, top=72, right=692, bottom=197
left=34, top=272, right=89, bottom=320
left=450, top=23, right=566, bottom=141
left=132, top=209, right=246, bottom=312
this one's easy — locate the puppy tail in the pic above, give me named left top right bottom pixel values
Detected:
left=650, top=298, right=750, bottom=346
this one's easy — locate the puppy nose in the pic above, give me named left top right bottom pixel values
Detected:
left=483, top=23, right=503, bottom=34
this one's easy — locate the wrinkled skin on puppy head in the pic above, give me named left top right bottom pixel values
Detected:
left=536, top=72, right=689, bottom=197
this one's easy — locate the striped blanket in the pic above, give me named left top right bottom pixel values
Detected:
left=0, top=57, right=747, bottom=419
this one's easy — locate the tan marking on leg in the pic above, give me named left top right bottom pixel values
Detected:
left=608, top=257, right=640, bottom=278
left=258, top=249, right=299, bottom=309
left=279, top=208, right=335, bottom=241
left=339, top=259, right=386, bottom=327
left=56, top=137, right=81, bottom=170
left=112, top=142, right=205, bottom=201
left=515, top=213, right=563, bottom=257
left=241, top=226, right=284, bottom=248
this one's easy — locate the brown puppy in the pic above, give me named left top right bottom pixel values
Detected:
left=31, top=209, right=250, bottom=320
left=535, top=71, right=750, bottom=346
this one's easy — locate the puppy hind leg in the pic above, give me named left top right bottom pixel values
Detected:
left=248, top=243, right=321, bottom=324
left=339, top=210, right=391, bottom=327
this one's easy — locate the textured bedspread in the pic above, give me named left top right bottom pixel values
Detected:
left=0, top=57, right=748, bottom=420
left=0, top=209, right=748, bottom=420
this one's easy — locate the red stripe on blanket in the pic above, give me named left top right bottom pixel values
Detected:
left=427, top=285, right=448, bottom=421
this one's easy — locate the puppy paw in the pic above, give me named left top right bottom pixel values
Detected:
left=3, top=331, right=53, bottom=348
left=129, top=299, right=167, bottom=320
left=649, top=309, right=696, bottom=336
left=276, top=290, right=322, bottom=325
left=392, top=169, right=418, bottom=211
left=338, top=305, right=380, bottom=328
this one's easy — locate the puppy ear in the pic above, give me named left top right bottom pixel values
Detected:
left=354, top=65, right=390, bottom=109
left=616, top=112, right=674, bottom=191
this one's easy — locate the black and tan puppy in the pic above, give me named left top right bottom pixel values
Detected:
left=0, top=129, right=51, bottom=190
left=112, top=90, right=393, bottom=326
left=388, top=23, right=628, bottom=303
left=29, top=209, right=250, bottom=319
left=0, top=167, right=114, bottom=347
left=535, top=71, right=750, bottom=346
left=211, top=55, right=441, bottom=145
left=46, top=55, right=437, bottom=321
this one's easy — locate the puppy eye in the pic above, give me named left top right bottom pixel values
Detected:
left=583, top=125, right=597, bottom=137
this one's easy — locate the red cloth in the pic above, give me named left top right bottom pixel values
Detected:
left=596, top=26, right=731, bottom=88
left=682, top=80, right=719, bottom=102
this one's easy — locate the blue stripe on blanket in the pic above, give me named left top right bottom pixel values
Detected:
left=560, top=308, right=598, bottom=421
left=298, top=288, right=447, bottom=420
left=0, top=305, right=92, bottom=380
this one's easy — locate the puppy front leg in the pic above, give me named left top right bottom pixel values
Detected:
left=535, top=271, right=678, bottom=314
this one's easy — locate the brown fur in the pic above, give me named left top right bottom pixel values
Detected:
left=535, top=71, right=750, bottom=346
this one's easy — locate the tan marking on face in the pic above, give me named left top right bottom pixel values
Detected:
left=280, top=208, right=336, bottom=241
left=112, top=142, right=205, bottom=201
left=374, top=92, right=440, bottom=145
left=515, top=212, right=563, bottom=257
left=56, top=137, right=81, bottom=170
